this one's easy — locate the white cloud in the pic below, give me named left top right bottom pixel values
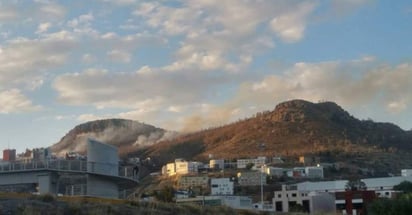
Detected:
left=101, top=0, right=138, bottom=6
left=270, top=2, right=316, bottom=43
left=36, top=22, right=52, bottom=34
left=53, top=65, right=229, bottom=110
left=0, top=32, right=76, bottom=90
left=235, top=61, right=412, bottom=115
left=0, top=89, right=41, bottom=113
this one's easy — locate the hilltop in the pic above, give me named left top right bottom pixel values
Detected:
left=51, top=119, right=176, bottom=156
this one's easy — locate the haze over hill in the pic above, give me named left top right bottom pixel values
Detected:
left=51, top=119, right=177, bottom=156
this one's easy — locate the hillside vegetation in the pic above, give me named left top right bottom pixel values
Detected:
left=135, top=100, right=412, bottom=173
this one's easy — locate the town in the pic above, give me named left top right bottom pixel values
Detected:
left=1, top=139, right=410, bottom=214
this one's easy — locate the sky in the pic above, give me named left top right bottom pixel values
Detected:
left=1, top=0, right=412, bottom=153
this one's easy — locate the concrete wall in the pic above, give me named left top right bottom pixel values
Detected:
left=87, top=139, right=118, bottom=176
left=87, top=174, right=119, bottom=198
left=0, top=171, right=57, bottom=194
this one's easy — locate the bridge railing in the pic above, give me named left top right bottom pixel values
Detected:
left=0, top=160, right=138, bottom=181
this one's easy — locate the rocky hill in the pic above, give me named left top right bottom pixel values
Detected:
left=51, top=119, right=176, bottom=156
left=134, top=100, right=412, bottom=172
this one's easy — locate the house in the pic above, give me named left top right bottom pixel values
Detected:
left=237, top=171, right=266, bottom=186
left=211, top=178, right=234, bottom=195
left=272, top=185, right=335, bottom=214
left=177, top=176, right=209, bottom=190
left=265, top=167, right=285, bottom=177
left=401, top=169, right=412, bottom=177
left=162, top=159, right=203, bottom=176
left=237, top=157, right=266, bottom=169
left=210, top=159, right=225, bottom=170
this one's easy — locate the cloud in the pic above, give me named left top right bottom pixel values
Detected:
left=165, top=60, right=412, bottom=131
left=107, top=49, right=131, bottom=63
left=270, top=2, right=316, bottom=43
left=36, top=22, right=52, bottom=34
left=0, top=89, right=41, bottom=113
left=53, top=67, right=229, bottom=109
left=132, top=0, right=319, bottom=73
left=0, top=7, right=18, bottom=21
left=0, top=32, right=76, bottom=90
left=234, top=61, right=412, bottom=115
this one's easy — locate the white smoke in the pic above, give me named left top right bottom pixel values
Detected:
left=133, top=130, right=179, bottom=147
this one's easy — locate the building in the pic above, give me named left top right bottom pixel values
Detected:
left=285, top=166, right=324, bottom=179
left=211, top=178, right=234, bottom=195
left=176, top=196, right=253, bottom=209
left=2, top=149, right=16, bottom=161
left=237, top=157, right=266, bottom=169
left=299, top=156, right=320, bottom=166
left=220, top=196, right=253, bottom=210
left=401, top=169, right=412, bottom=177
left=296, top=180, right=348, bottom=193
left=305, top=166, right=324, bottom=178
left=32, top=148, right=51, bottom=162
left=272, top=185, right=335, bottom=214
left=237, top=171, right=266, bottom=186
left=265, top=167, right=285, bottom=177
left=335, top=190, right=376, bottom=215
left=361, top=176, right=412, bottom=198
left=210, top=159, right=224, bottom=170
left=177, top=176, right=209, bottom=190
left=162, top=159, right=203, bottom=176
left=271, top=157, right=284, bottom=164
left=0, top=139, right=137, bottom=199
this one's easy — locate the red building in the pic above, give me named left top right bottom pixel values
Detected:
left=335, top=190, right=376, bottom=215
left=3, top=149, right=16, bottom=161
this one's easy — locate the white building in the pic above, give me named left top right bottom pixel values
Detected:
left=305, top=166, right=324, bottom=178
left=162, top=159, right=203, bottom=176
left=211, top=178, right=234, bottom=195
left=361, top=176, right=412, bottom=198
left=210, top=159, right=225, bottom=170
left=401, top=169, right=412, bottom=177
left=265, top=167, right=285, bottom=177
left=286, top=166, right=324, bottom=179
left=272, top=185, right=335, bottom=214
left=296, top=180, right=348, bottom=193
left=237, top=157, right=266, bottom=169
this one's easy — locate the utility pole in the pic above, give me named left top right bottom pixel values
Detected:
left=259, top=142, right=266, bottom=210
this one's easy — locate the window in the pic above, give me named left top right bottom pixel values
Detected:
left=278, top=194, right=281, bottom=198
left=292, top=193, right=297, bottom=197
left=212, top=184, right=218, bottom=188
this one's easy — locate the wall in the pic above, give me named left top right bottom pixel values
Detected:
left=87, top=174, right=119, bottom=198
left=87, top=139, right=118, bottom=176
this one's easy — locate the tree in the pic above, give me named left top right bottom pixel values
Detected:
left=245, top=163, right=254, bottom=170
left=394, top=181, right=412, bottom=193
left=345, top=180, right=367, bottom=191
left=154, top=185, right=175, bottom=202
